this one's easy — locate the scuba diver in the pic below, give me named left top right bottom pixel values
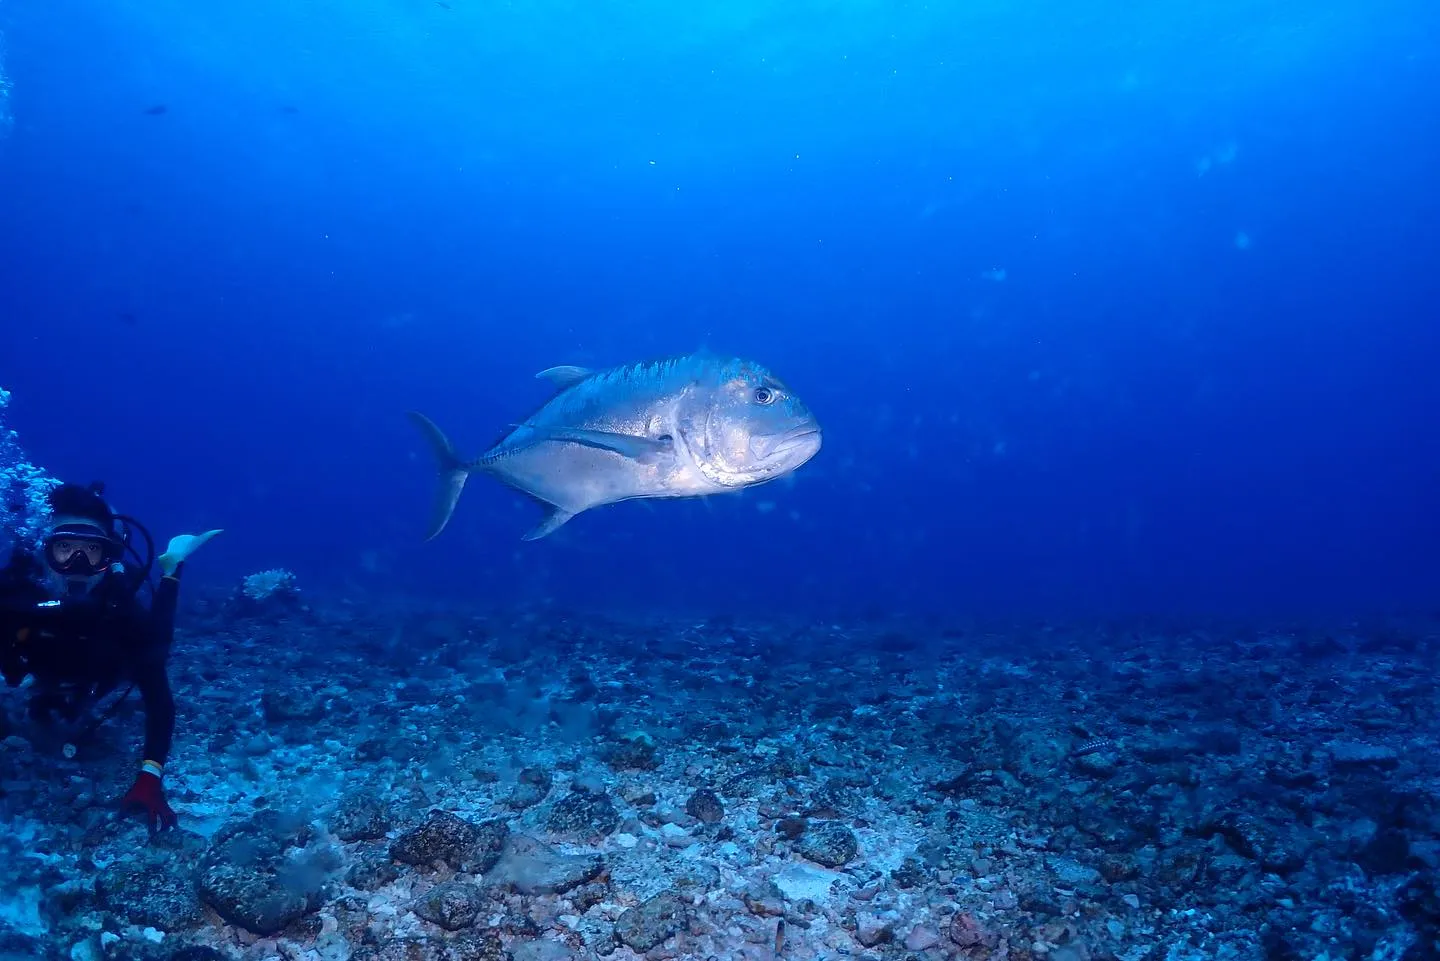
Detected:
left=0, top=481, right=219, bottom=832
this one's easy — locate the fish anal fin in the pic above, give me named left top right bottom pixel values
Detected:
left=535, top=365, right=593, bottom=389
left=523, top=507, right=576, bottom=541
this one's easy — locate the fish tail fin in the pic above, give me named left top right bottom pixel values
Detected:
left=407, top=410, right=472, bottom=541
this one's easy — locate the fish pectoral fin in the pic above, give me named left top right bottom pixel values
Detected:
left=530, top=427, right=674, bottom=463
left=535, top=365, right=593, bottom=389
left=522, top=507, right=577, bottom=541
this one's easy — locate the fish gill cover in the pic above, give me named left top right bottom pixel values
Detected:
left=0, top=0, right=1439, bottom=958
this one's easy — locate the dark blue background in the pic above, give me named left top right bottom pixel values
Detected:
left=2, top=0, right=1437, bottom=616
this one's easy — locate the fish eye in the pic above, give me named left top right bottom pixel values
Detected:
left=753, top=387, right=775, bottom=405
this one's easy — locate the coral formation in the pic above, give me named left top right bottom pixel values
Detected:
left=0, top=386, right=59, bottom=550
left=239, top=569, right=299, bottom=602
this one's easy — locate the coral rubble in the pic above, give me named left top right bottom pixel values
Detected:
left=1, top=605, right=1436, bottom=960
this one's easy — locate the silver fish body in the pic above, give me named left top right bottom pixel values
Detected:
left=409, top=353, right=822, bottom=540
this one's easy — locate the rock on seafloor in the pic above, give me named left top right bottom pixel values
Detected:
left=0, top=602, right=1436, bottom=960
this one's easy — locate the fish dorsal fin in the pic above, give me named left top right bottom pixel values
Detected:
left=535, top=365, right=593, bottom=389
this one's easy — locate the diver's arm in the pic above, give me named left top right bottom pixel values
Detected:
left=117, top=528, right=217, bottom=833
left=0, top=606, right=24, bottom=686
left=0, top=553, right=41, bottom=685
left=136, top=568, right=181, bottom=762
left=134, top=654, right=176, bottom=765
left=150, top=564, right=182, bottom=650
left=120, top=650, right=178, bottom=832
left=149, top=531, right=222, bottom=644
left=0, top=547, right=40, bottom=593
left=0, top=570, right=27, bottom=628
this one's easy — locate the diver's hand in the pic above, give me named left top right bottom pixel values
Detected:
left=157, top=529, right=223, bottom=577
left=119, top=771, right=178, bottom=833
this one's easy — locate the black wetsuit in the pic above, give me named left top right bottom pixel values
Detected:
left=0, top=550, right=178, bottom=764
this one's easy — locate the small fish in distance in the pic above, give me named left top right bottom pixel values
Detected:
left=409, top=352, right=822, bottom=541
left=1070, top=737, right=1115, bottom=758
left=143, top=104, right=168, bottom=116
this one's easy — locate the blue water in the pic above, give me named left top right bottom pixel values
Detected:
left=1, top=0, right=1437, bottom=617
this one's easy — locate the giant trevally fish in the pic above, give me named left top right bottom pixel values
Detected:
left=408, top=353, right=823, bottom=541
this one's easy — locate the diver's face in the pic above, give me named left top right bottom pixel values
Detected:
left=43, top=569, right=104, bottom=598
left=40, top=524, right=113, bottom=598
left=46, top=536, right=108, bottom=575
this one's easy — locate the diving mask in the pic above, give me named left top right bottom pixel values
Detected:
left=43, top=526, right=118, bottom=577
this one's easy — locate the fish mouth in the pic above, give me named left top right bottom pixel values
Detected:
left=754, top=425, right=822, bottom=461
